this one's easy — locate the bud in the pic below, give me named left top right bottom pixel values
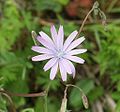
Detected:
left=82, top=93, right=89, bottom=109
left=31, top=31, right=37, bottom=39
left=31, top=31, right=38, bottom=45
left=93, top=1, right=99, bottom=9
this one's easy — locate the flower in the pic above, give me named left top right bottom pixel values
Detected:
left=31, top=25, right=87, bottom=81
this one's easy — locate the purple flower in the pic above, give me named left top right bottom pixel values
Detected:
left=31, top=25, right=87, bottom=81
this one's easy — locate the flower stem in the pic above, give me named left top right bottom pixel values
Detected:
left=78, top=6, right=94, bottom=35
left=44, top=82, right=51, bottom=112
left=62, top=84, right=89, bottom=109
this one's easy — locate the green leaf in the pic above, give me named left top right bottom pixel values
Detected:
left=36, top=71, right=60, bottom=91
left=116, top=100, right=120, bottom=112
left=57, top=0, right=69, bottom=5
left=88, top=86, right=104, bottom=102
left=0, top=0, right=23, bottom=51
left=35, top=0, right=62, bottom=13
left=21, top=108, right=35, bottom=112
left=70, top=79, right=94, bottom=109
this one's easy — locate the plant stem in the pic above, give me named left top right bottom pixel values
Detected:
left=78, top=6, right=94, bottom=35
left=44, top=82, right=51, bottom=112
left=0, top=91, right=16, bottom=112
left=66, top=84, right=84, bottom=93
left=0, top=90, right=46, bottom=97
left=64, top=84, right=89, bottom=109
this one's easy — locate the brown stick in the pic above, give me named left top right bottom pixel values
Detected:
left=78, top=6, right=94, bottom=35
left=0, top=91, right=16, bottom=112
left=0, top=90, right=46, bottom=97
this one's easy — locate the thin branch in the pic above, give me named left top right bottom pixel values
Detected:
left=0, top=90, right=46, bottom=97
left=78, top=6, right=94, bottom=35
left=0, top=92, right=16, bottom=112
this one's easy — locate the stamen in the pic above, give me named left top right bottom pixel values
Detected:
left=57, top=51, right=64, bottom=58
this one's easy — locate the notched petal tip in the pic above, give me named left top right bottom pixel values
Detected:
left=81, top=60, right=85, bottom=64
left=31, top=46, right=34, bottom=50
left=62, top=79, right=67, bottom=82
left=38, top=31, right=42, bottom=34
left=31, top=46, right=37, bottom=50
left=50, top=73, right=56, bottom=80
left=43, top=68, right=47, bottom=72
left=74, top=30, right=78, bottom=34
left=31, top=57, right=36, bottom=61
left=82, top=49, right=87, bottom=53
left=72, top=73, right=75, bottom=78
left=80, top=36, right=85, bottom=41
left=60, top=24, right=63, bottom=27
left=50, top=77, right=54, bottom=80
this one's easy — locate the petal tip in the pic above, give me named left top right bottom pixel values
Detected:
left=43, top=68, right=46, bottom=72
left=62, top=79, right=67, bottom=82
left=75, top=30, right=78, bottom=33
left=82, top=60, right=85, bottom=64
left=73, top=75, right=75, bottom=78
left=50, top=76, right=55, bottom=80
left=84, top=49, right=87, bottom=52
left=31, top=57, right=36, bottom=61
left=31, top=46, right=36, bottom=50
left=81, top=36, right=85, bottom=40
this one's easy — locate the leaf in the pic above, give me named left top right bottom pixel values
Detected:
left=116, top=100, right=120, bottom=112
left=0, top=0, right=23, bottom=51
left=70, top=79, right=94, bottom=109
left=57, top=0, right=69, bottom=5
left=21, top=108, right=35, bottom=112
left=36, top=71, right=60, bottom=91
left=0, top=52, right=32, bottom=83
left=88, top=86, right=104, bottom=102
left=35, top=0, right=62, bottom=13
left=111, top=92, right=120, bottom=100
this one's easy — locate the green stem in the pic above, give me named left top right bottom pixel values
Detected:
left=44, top=82, right=51, bottom=112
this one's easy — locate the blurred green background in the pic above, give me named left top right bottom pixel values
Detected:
left=0, top=0, right=120, bottom=112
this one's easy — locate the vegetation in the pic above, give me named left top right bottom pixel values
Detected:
left=0, top=0, right=120, bottom=111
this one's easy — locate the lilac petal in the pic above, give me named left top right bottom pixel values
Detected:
left=50, top=62, right=58, bottom=80
left=37, top=36, right=55, bottom=51
left=39, top=31, right=54, bottom=44
left=66, top=36, right=85, bottom=51
left=67, top=49, right=87, bottom=55
left=61, top=59, right=72, bottom=74
left=64, top=55, right=85, bottom=64
left=66, top=60, right=76, bottom=78
left=43, top=58, right=57, bottom=71
left=63, top=30, right=78, bottom=51
left=59, top=61, right=67, bottom=81
left=57, top=25, right=64, bottom=49
left=32, top=54, right=53, bottom=61
left=50, top=25, right=57, bottom=43
left=31, top=46, right=52, bottom=54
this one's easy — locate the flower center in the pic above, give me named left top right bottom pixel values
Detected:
left=56, top=51, right=64, bottom=59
